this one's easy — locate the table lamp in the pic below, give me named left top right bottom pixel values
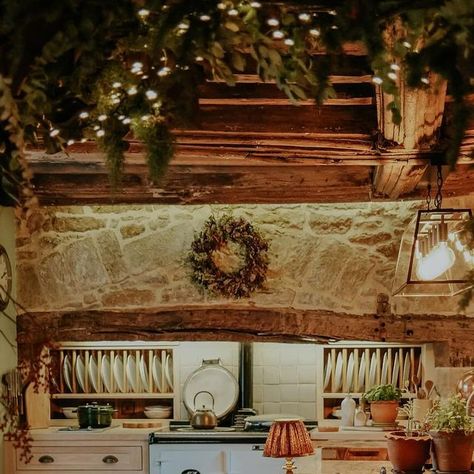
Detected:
left=263, top=418, right=314, bottom=473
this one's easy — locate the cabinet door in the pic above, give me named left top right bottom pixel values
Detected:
left=229, top=444, right=282, bottom=474
left=151, top=446, right=228, bottom=474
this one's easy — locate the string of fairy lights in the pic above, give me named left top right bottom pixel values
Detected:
left=44, top=1, right=428, bottom=149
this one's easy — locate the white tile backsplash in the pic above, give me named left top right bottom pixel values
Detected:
left=263, top=366, right=279, bottom=384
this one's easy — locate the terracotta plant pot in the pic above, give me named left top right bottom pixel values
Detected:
left=386, top=431, right=431, bottom=473
left=370, top=400, right=399, bottom=424
left=430, top=430, right=474, bottom=473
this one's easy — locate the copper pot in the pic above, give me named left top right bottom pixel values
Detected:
left=190, top=391, right=217, bottom=429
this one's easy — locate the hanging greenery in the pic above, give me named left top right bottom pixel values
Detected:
left=0, top=0, right=473, bottom=206
left=188, top=214, right=269, bottom=298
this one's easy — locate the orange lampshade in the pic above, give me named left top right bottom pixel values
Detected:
left=263, top=418, right=314, bottom=458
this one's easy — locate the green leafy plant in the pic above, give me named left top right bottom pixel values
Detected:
left=362, top=383, right=402, bottom=402
left=425, top=395, right=474, bottom=433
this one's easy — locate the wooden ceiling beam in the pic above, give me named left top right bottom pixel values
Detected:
left=17, top=307, right=474, bottom=366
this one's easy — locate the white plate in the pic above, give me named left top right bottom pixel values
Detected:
left=113, top=355, right=125, bottom=393
left=334, top=352, right=343, bottom=392
left=183, top=361, right=239, bottom=419
left=101, top=354, right=112, bottom=392
left=63, top=355, right=72, bottom=392
left=391, top=353, right=400, bottom=388
left=402, top=353, right=411, bottom=388
left=380, top=353, right=388, bottom=384
left=152, top=355, right=163, bottom=393
left=127, top=355, right=138, bottom=392
left=357, top=353, right=366, bottom=392
left=88, top=355, right=99, bottom=392
left=75, top=355, right=85, bottom=392
left=323, top=354, right=332, bottom=391
left=164, top=354, right=173, bottom=391
left=346, top=353, right=355, bottom=392
left=139, top=355, right=150, bottom=392
left=368, top=353, right=377, bottom=388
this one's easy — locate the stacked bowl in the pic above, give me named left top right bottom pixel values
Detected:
left=144, top=405, right=172, bottom=419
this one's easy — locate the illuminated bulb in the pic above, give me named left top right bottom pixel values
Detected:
left=122, top=118, right=131, bottom=124
left=217, top=3, right=226, bottom=9
left=67, top=139, right=75, bottom=146
left=421, top=77, right=430, bottom=85
left=267, top=18, right=279, bottom=26
left=132, top=62, right=143, bottom=70
left=388, top=72, right=397, bottom=81
left=118, top=115, right=125, bottom=120
left=272, top=30, right=284, bottom=39
left=138, top=9, right=150, bottom=18
left=416, top=242, right=455, bottom=281
left=146, top=90, right=158, bottom=100
left=79, top=111, right=89, bottom=119
left=98, top=114, right=107, bottom=121
left=284, top=38, right=295, bottom=46
left=228, top=8, right=239, bottom=16
left=141, top=114, right=151, bottom=121
left=390, top=63, right=400, bottom=71
left=112, top=82, right=122, bottom=88
left=49, top=129, right=60, bottom=137
left=195, top=56, right=204, bottom=62
left=199, top=14, right=211, bottom=21
left=331, top=25, right=338, bottom=29
left=372, top=76, right=383, bottom=85
left=250, top=1, right=262, bottom=7
left=177, top=22, right=189, bottom=30
left=112, top=98, right=120, bottom=104
left=93, top=125, right=100, bottom=131
left=298, top=13, right=311, bottom=22
left=80, top=138, right=87, bottom=143
left=141, top=75, right=149, bottom=80
left=127, top=86, right=138, bottom=95
left=309, top=28, right=320, bottom=37
left=403, top=41, right=412, bottom=48
left=328, top=9, right=337, bottom=15
left=96, top=129, right=105, bottom=137
left=157, top=66, right=171, bottom=77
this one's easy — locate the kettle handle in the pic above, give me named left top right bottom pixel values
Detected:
left=193, top=390, right=215, bottom=410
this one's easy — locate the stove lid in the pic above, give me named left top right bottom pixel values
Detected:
left=182, top=359, right=239, bottom=419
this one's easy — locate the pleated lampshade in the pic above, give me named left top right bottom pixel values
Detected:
left=263, top=418, right=314, bottom=458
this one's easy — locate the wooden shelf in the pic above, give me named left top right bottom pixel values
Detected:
left=52, top=393, right=175, bottom=399
left=322, top=392, right=416, bottom=398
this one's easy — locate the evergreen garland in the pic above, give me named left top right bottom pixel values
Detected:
left=0, top=0, right=473, bottom=206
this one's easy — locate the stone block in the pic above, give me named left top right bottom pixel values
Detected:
left=96, top=230, right=127, bottom=282
left=120, top=224, right=146, bottom=239
left=349, top=232, right=392, bottom=246
left=101, top=289, right=155, bottom=307
left=308, top=214, right=352, bottom=234
left=17, top=264, right=45, bottom=310
left=52, top=216, right=105, bottom=233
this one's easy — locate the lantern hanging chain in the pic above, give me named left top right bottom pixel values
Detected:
left=426, top=184, right=432, bottom=211
left=434, top=165, right=443, bottom=210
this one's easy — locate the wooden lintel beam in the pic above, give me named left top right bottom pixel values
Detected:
left=17, top=307, right=474, bottom=366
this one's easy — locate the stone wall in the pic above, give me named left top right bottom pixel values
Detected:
left=16, top=197, right=474, bottom=316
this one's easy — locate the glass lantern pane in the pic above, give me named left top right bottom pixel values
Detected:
left=393, top=209, right=474, bottom=297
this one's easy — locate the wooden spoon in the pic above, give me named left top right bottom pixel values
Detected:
left=417, top=388, right=427, bottom=399
left=411, top=375, right=420, bottom=397
left=425, top=380, right=434, bottom=399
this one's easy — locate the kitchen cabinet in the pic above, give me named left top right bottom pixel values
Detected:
left=4, top=439, right=148, bottom=473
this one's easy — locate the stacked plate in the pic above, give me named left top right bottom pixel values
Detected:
left=144, top=405, right=172, bottom=419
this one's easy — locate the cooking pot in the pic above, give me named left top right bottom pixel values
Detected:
left=76, top=402, right=114, bottom=429
left=190, top=391, right=218, bottom=429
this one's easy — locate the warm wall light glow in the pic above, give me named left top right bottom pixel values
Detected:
left=416, top=242, right=455, bottom=280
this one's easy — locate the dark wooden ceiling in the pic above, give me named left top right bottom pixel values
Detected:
left=27, top=42, right=474, bottom=205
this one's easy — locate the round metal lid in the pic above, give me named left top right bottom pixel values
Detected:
left=183, top=360, right=239, bottom=419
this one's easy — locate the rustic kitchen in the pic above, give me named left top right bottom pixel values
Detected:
left=0, top=1, right=473, bottom=474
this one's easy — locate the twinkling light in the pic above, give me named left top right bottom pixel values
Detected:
left=80, top=138, right=87, bottom=143
left=177, top=22, right=189, bottom=30
left=228, top=8, right=239, bottom=16
left=284, top=38, right=295, bottom=46
left=146, top=90, right=158, bottom=100
left=122, top=118, right=131, bottom=124
left=111, top=98, right=121, bottom=104
left=98, top=114, right=107, bottom=121
left=127, top=86, right=138, bottom=95
left=250, top=1, right=262, bottom=7
left=131, top=62, right=143, bottom=70
left=272, top=30, right=284, bottom=39
left=118, top=115, right=125, bottom=120
left=200, top=14, right=211, bottom=21
left=309, top=28, right=320, bottom=37
left=267, top=18, right=279, bottom=26
left=141, top=114, right=151, bottom=121
left=388, top=72, right=397, bottom=81
left=372, top=76, right=383, bottom=85
left=217, top=2, right=226, bottom=10
left=195, top=56, right=204, bottom=62
left=96, top=129, right=105, bottom=137
left=49, top=129, right=60, bottom=137
left=79, top=111, right=89, bottom=119
left=298, top=13, right=311, bottom=22
left=403, top=41, right=412, bottom=48
left=67, top=139, right=75, bottom=146
left=331, top=25, right=338, bottom=30
left=138, top=9, right=150, bottom=18
left=390, top=63, right=400, bottom=71
left=328, top=10, right=337, bottom=15
left=421, top=77, right=430, bottom=85
left=157, top=66, right=171, bottom=77
left=93, top=125, right=100, bottom=131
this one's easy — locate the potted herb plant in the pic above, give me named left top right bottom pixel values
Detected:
left=362, top=383, right=402, bottom=424
left=425, top=395, right=474, bottom=473
left=385, top=400, right=431, bottom=473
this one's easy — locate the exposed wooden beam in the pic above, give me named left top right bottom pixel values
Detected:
left=17, top=307, right=474, bottom=366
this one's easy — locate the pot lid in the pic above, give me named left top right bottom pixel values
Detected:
left=183, top=359, right=239, bottom=419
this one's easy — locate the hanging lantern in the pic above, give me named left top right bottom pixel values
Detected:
left=393, top=167, right=474, bottom=297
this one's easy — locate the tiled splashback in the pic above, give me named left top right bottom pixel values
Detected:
left=175, top=342, right=471, bottom=421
